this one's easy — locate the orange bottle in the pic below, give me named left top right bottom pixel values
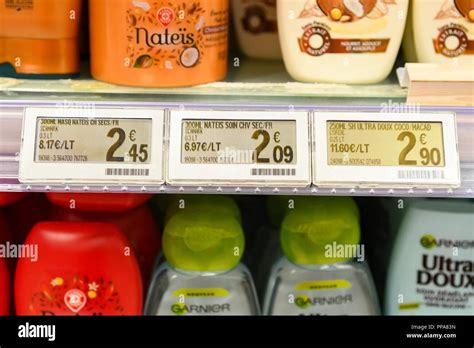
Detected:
left=0, top=0, right=82, bottom=78
left=89, top=0, right=229, bottom=87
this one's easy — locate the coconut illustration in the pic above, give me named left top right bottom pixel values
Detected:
left=134, top=55, right=154, bottom=68
left=454, top=0, right=474, bottom=22
left=317, top=0, right=377, bottom=21
left=180, top=47, right=200, bottom=68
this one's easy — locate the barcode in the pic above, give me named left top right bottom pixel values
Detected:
left=105, top=168, right=150, bottom=176
left=251, top=168, right=296, bottom=176
left=397, top=170, right=445, bottom=180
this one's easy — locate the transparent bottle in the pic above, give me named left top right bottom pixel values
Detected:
left=145, top=210, right=260, bottom=316
left=264, top=197, right=380, bottom=315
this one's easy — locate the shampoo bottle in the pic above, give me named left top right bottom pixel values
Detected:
left=145, top=210, right=260, bottom=315
left=277, top=0, right=409, bottom=83
left=403, top=0, right=474, bottom=64
left=264, top=197, right=380, bottom=315
left=15, top=222, right=142, bottom=315
left=0, top=0, right=82, bottom=78
left=385, top=199, right=474, bottom=315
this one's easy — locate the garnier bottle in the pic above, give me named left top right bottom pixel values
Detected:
left=145, top=211, right=260, bottom=315
left=385, top=199, right=474, bottom=315
left=264, top=197, right=380, bottom=315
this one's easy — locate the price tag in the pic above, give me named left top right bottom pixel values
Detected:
left=313, top=112, right=460, bottom=187
left=19, top=107, right=165, bottom=184
left=167, top=110, right=311, bottom=186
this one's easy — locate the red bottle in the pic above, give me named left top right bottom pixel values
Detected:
left=50, top=205, right=161, bottom=286
left=0, top=193, right=28, bottom=207
left=46, top=193, right=152, bottom=213
left=0, top=257, right=9, bottom=315
left=15, top=222, right=142, bottom=315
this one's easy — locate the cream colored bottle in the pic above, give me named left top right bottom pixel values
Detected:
left=403, top=0, right=474, bottom=64
left=277, top=0, right=409, bottom=84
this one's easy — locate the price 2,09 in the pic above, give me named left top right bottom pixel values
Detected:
left=252, top=130, right=294, bottom=164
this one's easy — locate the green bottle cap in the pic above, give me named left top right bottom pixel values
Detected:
left=163, top=210, right=244, bottom=272
left=164, top=195, right=242, bottom=224
left=280, top=197, right=360, bottom=265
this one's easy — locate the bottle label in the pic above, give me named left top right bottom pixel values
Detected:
left=295, top=0, right=399, bottom=56
left=29, top=275, right=126, bottom=316
left=433, top=1, right=474, bottom=57
left=270, top=274, right=377, bottom=315
left=126, top=1, right=228, bottom=71
left=398, top=234, right=474, bottom=313
left=295, top=279, right=352, bottom=291
left=159, top=287, right=245, bottom=316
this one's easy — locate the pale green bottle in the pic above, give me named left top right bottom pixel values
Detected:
left=264, top=196, right=380, bottom=315
left=145, top=210, right=260, bottom=315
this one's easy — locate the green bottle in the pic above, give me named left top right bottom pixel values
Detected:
left=145, top=210, right=260, bottom=315
left=264, top=196, right=379, bottom=315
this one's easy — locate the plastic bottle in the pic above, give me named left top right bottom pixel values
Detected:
left=145, top=211, right=260, bottom=315
left=385, top=199, right=474, bottom=315
left=403, top=0, right=474, bottom=64
left=277, top=0, right=409, bottom=83
left=89, top=0, right=229, bottom=87
left=0, top=0, right=82, bottom=78
left=264, top=196, right=380, bottom=315
left=15, top=222, right=142, bottom=315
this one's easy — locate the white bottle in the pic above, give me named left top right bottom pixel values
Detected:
left=403, top=0, right=474, bottom=64
left=263, top=197, right=380, bottom=315
left=277, top=0, right=409, bottom=83
left=232, top=0, right=282, bottom=59
left=385, top=199, right=474, bottom=315
left=145, top=210, right=260, bottom=316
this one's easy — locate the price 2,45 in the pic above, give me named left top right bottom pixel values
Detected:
left=106, top=127, right=149, bottom=163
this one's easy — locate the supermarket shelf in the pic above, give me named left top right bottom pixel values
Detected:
left=0, top=58, right=472, bottom=197
left=1, top=99, right=473, bottom=197
left=0, top=58, right=407, bottom=106
left=0, top=181, right=473, bottom=197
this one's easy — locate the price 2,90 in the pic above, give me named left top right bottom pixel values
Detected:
left=252, top=130, right=294, bottom=164
left=398, top=131, right=442, bottom=166
left=106, top=127, right=149, bottom=163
